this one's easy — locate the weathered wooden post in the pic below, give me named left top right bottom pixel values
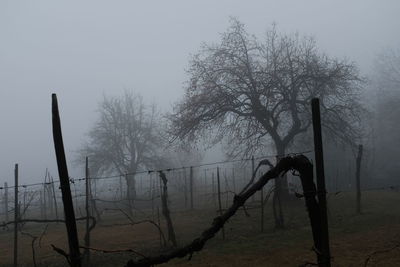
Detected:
left=224, top=169, right=229, bottom=206
left=232, top=167, right=236, bottom=193
left=157, top=206, right=162, bottom=247
left=203, top=169, right=207, bottom=207
left=356, top=144, right=363, bottom=214
left=190, top=166, right=194, bottom=210
left=45, top=169, right=54, bottom=217
left=260, top=171, right=264, bottom=233
left=5, top=182, right=9, bottom=222
left=251, top=156, right=255, bottom=202
left=119, top=175, right=123, bottom=201
left=14, top=164, right=19, bottom=267
left=52, top=94, right=81, bottom=267
left=217, top=167, right=225, bottom=239
left=159, top=171, right=177, bottom=247
left=40, top=190, right=44, bottom=219
left=311, top=98, right=331, bottom=267
left=50, top=175, right=59, bottom=220
left=43, top=183, right=47, bottom=220
left=85, top=156, right=91, bottom=266
left=212, top=171, right=216, bottom=208
left=184, top=168, right=188, bottom=208
left=23, top=189, right=27, bottom=220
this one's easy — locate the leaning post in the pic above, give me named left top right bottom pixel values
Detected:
left=311, top=98, right=331, bottom=267
left=52, top=93, right=81, bottom=267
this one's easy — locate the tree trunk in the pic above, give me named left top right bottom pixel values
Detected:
left=125, top=174, right=136, bottom=216
left=276, top=144, right=290, bottom=198
left=272, top=144, right=288, bottom=229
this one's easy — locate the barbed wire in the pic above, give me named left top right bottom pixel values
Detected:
left=0, top=150, right=314, bottom=190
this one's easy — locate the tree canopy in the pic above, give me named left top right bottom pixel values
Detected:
left=170, top=19, right=364, bottom=158
left=80, top=92, right=165, bottom=176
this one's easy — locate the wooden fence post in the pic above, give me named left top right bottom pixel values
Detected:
left=260, top=171, right=264, bottom=233
left=356, top=144, right=363, bottom=214
left=232, top=168, right=236, bottom=193
left=159, top=171, right=177, bottom=247
left=50, top=175, right=59, bottom=220
left=190, top=166, right=194, bottom=210
left=43, top=183, right=47, bottom=220
left=40, top=190, right=43, bottom=219
left=157, top=206, right=162, bottom=247
left=5, top=182, right=8, bottom=222
left=23, top=190, right=26, bottom=220
left=184, top=168, right=188, bottom=208
left=119, top=175, right=123, bottom=201
left=52, top=94, right=81, bottom=267
left=150, top=174, right=154, bottom=218
left=212, top=172, right=216, bottom=208
left=45, top=169, right=54, bottom=217
left=251, top=156, right=255, bottom=202
left=311, top=98, right=331, bottom=267
left=85, top=157, right=91, bottom=266
left=14, top=164, right=19, bottom=267
left=217, top=167, right=225, bottom=239
left=203, top=169, right=207, bottom=207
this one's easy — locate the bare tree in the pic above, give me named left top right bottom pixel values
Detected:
left=169, top=19, right=363, bottom=205
left=79, top=91, right=166, bottom=214
left=372, top=48, right=400, bottom=181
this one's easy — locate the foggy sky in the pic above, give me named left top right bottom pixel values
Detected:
left=0, top=0, right=399, bottom=185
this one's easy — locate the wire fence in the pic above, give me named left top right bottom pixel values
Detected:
left=1, top=151, right=400, bottom=266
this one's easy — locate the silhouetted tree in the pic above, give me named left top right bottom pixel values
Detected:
left=373, top=49, right=400, bottom=181
left=169, top=19, right=364, bottom=226
left=79, top=91, right=166, bottom=214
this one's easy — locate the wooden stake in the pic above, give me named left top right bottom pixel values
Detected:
left=212, top=172, right=216, bottom=208
left=184, top=168, right=188, bottom=208
left=119, top=175, right=123, bottom=201
left=13, top=164, right=18, bottom=267
left=260, top=171, right=264, bottom=233
left=190, top=166, right=194, bottom=210
left=157, top=206, right=162, bottom=247
left=217, top=167, right=225, bottom=240
left=150, top=174, right=154, bottom=218
left=356, top=144, right=363, bottom=214
left=43, top=183, right=47, bottom=220
left=85, top=157, right=91, bottom=266
left=50, top=175, right=59, bottom=220
left=40, top=190, right=43, bottom=219
left=203, top=169, right=207, bottom=207
left=159, top=171, right=177, bottom=247
left=5, top=182, right=8, bottom=222
left=232, top=167, right=236, bottom=193
left=52, top=94, right=81, bottom=267
left=23, top=190, right=26, bottom=220
left=251, top=156, right=255, bottom=202
left=311, top=98, right=331, bottom=267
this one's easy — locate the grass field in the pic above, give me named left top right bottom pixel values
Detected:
left=1, top=190, right=400, bottom=266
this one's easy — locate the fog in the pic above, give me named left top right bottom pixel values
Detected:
left=1, top=0, right=399, bottom=185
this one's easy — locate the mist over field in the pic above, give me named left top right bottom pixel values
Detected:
left=1, top=0, right=399, bottom=183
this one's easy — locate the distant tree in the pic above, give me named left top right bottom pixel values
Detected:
left=79, top=92, right=166, bottom=214
left=372, top=48, right=400, bottom=181
left=169, top=19, right=364, bottom=226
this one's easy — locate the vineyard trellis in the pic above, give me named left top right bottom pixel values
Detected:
left=0, top=96, right=397, bottom=266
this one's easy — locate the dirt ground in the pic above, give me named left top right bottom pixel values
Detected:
left=1, top=191, right=400, bottom=266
